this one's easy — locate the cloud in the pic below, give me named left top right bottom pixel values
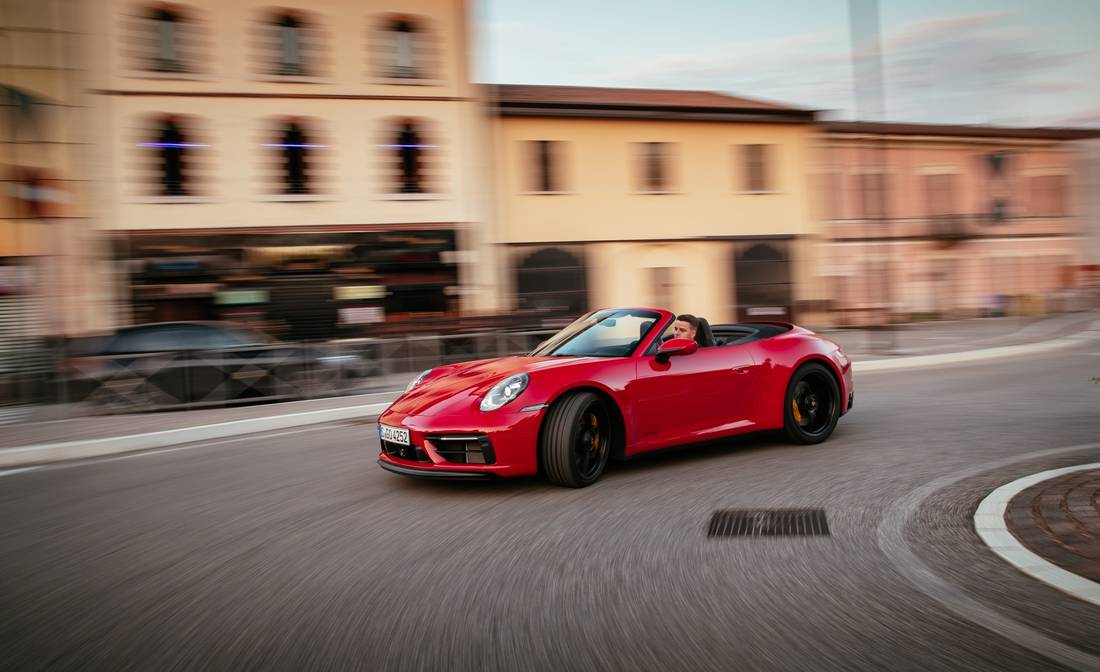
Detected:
left=597, top=32, right=852, bottom=111
left=585, top=10, right=1096, bottom=126
left=881, top=12, right=1012, bottom=50
left=1057, top=105, right=1100, bottom=127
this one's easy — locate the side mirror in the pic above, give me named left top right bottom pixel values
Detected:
left=655, top=337, right=697, bottom=364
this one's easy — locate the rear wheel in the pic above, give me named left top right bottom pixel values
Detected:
left=540, top=392, right=611, bottom=487
left=782, top=363, right=840, bottom=444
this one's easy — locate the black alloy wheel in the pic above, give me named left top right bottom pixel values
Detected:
left=782, top=362, right=840, bottom=444
left=541, top=391, right=612, bottom=487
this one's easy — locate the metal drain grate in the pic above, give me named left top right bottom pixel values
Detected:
left=707, top=509, right=829, bottom=537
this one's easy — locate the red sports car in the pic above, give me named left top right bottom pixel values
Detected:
left=377, top=308, right=853, bottom=487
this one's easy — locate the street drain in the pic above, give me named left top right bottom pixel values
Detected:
left=707, top=509, right=829, bottom=537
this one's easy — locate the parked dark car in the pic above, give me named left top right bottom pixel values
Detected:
left=62, top=322, right=365, bottom=412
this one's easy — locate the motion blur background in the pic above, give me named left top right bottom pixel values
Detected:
left=2, top=0, right=1099, bottom=420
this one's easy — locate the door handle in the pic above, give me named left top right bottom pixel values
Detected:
left=732, top=366, right=752, bottom=375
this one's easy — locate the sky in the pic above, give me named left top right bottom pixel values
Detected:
left=474, top=0, right=1100, bottom=127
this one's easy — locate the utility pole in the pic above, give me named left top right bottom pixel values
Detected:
left=849, top=0, right=896, bottom=353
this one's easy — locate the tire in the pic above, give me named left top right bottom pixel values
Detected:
left=540, top=392, right=612, bottom=487
left=782, top=362, right=841, bottom=445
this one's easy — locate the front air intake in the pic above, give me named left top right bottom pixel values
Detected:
left=424, top=434, right=496, bottom=465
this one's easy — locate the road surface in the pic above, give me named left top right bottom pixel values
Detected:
left=3, top=341, right=1099, bottom=671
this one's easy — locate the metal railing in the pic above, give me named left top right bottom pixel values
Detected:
left=50, top=329, right=558, bottom=416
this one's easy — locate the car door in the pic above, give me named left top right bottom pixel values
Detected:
left=631, top=339, right=758, bottom=453
left=187, top=324, right=278, bottom=401
left=105, top=324, right=194, bottom=404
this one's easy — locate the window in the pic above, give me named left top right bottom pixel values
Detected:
left=1029, top=174, right=1067, bottom=216
left=394, top=120, right=426, bottom=193
left=107, top=324, right=195, bottom=354
left=742, top=144, right=771, bottom=192
left=637, top=142, right=669, bottom=192
left=855, top=172, right=888, bottom=219
left=924, top=173, right=956, bottom=217
left=261, top=117, right=327, bottom=197
left=151, top=117, right=189, bottom=196
left=825, top=171, right=843, bottom=220
left=528, top=140, right=562, bottom=193
left=278, top=121, right=311, bottom=195
left=530, top=309, right=661, bottom=358
left=983, top=151, right=1013, bottom=223
left=734, top=243, right=792, bottom=320
left=151, top=7, right=183, bottom=72
left=387, top=19, right=420, bottom=79
left=275, top=13, right=304, bottom=76
left=515, top=247, right=588, bottom=315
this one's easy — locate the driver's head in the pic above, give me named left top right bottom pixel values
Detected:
left=673, top=314, right=700, bottom=341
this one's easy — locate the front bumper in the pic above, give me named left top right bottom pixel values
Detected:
left=377, top=459, right=491, bottom=480
left=376, top=406, right=544, bottom=478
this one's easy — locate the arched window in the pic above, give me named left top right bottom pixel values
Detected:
left=279, top=121, right=310, bottom=194
left=151, top=7, right=182, bottom=72
left=274, top=12, right=304, bottom=76
left=152, top=116, right=188, bottom=196
left=395, top=120, right=423, bottom=193
left=515, top=247, right=588, bottom=316
left=388, top=19, right=420, bottom=79
left=734, top=243, right=792, bottom=320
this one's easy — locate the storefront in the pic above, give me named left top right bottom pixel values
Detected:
left=116, top=228, right=460, bottom=339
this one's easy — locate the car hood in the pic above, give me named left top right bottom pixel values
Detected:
left=387, top=355, right=590, bottom=417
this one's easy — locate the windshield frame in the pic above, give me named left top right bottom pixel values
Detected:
left=529, top=308, right=668, bottom=359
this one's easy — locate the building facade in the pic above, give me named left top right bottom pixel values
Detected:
left=490, top=84, right=825, bottom=326
left=83, top=0, right=498, bottom=338
left=819, top=122, right=1100, bottom=324
left=2, top=0, right=101, bottom=336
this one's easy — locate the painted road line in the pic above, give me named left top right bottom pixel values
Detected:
left=0, top=424, right=345, bottom=478
left=855, top=319, right=1100, bottom=373
left=974, top=462, right=1100, bottom=608
left=0, top=466, right=42, bottom=478
left=0, top=402, right=390, bottom=468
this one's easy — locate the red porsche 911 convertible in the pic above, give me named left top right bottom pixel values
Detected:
left=377, top=308, right=853, bottom=487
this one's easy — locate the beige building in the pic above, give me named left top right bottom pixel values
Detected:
left=819, top=121, right=1100, bottom=324
left=490, top=85, right=824, bottom=325
left=1, top=0, right=101, bottom=336
left=79, top=0, right=496, bottom=338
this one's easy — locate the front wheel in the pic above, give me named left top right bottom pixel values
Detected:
left=540, top=392, right=611, bottom=487
left=782, top=363, right=840, bottom=445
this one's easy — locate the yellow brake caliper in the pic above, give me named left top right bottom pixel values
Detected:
left=791, top=399, right=802, bottom=424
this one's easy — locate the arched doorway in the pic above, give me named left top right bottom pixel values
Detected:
left=734, top=242, right=792, bottom=321
left=515, top=247, right=587, bottom=317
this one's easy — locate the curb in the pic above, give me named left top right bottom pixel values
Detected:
left=0, top=402, right=391, bottom=468
left=974, top=463, right=1100, bottom=608
left=853, top=319, right=1100, bottom=373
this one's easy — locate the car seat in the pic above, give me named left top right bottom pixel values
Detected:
left=694, top=317, right=716, bottom=348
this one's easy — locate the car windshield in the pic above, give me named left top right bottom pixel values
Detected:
left=530, top=309, right=662, bottom=358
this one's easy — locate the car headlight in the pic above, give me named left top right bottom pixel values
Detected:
left=405, top=368, right=434, bottom=392
left=480, top=373, right=529, bottom=412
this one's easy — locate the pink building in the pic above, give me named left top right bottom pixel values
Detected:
left=819, top=122, right=1100, bottom=325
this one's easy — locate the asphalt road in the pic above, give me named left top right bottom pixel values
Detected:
left=3, top=341, right=1100, bottom=671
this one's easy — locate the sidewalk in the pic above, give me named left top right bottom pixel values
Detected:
left=1004, top=467, right=1100, bottom=584
left=817, top=311, right=1098, bottom=359
left=2, top=311, right=1097, bottom=467
left=975, top=462, right=1100, bottom=607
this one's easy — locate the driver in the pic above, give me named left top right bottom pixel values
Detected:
left=672, top=314, right=700, bottom=341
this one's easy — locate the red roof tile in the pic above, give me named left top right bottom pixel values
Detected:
left=491, top=84, right=806, bottom=112
left=825, top=120, right=1100, bottom=141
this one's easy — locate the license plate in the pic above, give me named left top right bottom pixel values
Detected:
left=379, top=424, right=410, bottom=446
